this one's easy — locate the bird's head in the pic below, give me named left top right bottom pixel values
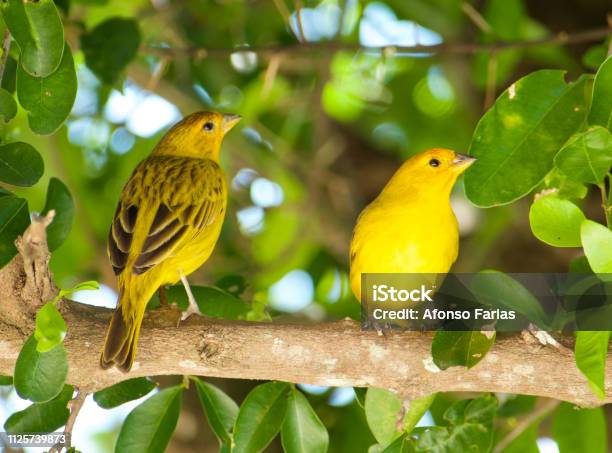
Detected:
left=384, top=148, right=476, bottom=198
left=152, top=111, right=241, bottom=160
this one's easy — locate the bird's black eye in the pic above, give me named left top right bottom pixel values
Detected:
left=429, top=158, right=441, bottom=167
left=203, top=122, right=214, bottom=131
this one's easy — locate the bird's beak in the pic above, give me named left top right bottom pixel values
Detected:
left=452, top=153, right=477, bottom=172
left=222, top=113, right=242, bottom=133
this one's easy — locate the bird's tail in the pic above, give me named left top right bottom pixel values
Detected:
left=100, top=290, right=145, bottom=372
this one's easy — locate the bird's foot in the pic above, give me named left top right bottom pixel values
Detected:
left=181, top=299, right=202, bottom=321
left=363, top=317, right=393, bottom=337
left=179, top=271, right=202, bottom=321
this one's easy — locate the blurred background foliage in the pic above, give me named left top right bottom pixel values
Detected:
left=1, top=0, right=611, bottom=451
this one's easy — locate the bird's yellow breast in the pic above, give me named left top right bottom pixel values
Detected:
left=349, top=197, right=459, bottom=301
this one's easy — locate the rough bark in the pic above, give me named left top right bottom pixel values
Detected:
left=0, top=216, right=610, bottom=407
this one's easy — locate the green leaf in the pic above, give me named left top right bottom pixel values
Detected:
left=402, top=394, right=436, bottom=433
left=17, top=43, right=77, bottom=135
left=529, top=196, right=585, bottom=247
left=544, top=169, right=588, bottom=200
left=165, top=285, right=250, bottom=320
left=281, top=388, right=329, bottom=453
left=14, top=335, right=68, bottom=403
left=0, top=142, right=43, bottom=186
left=470, top=270, right=549, bottom=326
left=4, top=385, right=73, bottom=434
left=0, top=88, right=17, bottom=122
left=365, top=388, right=402, bottom=445
left=42, top=177, right=74, bottom=251
left=380, top=434, right=415, bottom=453
left=588, top=55, right=612, bottom=129
left=66, top=280, right=100, bottom=293
left=93, top=377, right=157, bottom=409
left=570, top=255, right=593, bottom=273
left=81, top=18, right=141, bottom=85
left=554, top=127, right=612, bottom=184
left=194, top=378, right=239, bottom=444
left=115, top=386, right=182, bottom=453
left=431, top=331, right=496, bottom=370
left=416, top=395, right=497, bottom=453
left=0, top=0, right=64, bottom=77
left=364, top=391, right=433, bottom=444
left=552, top=402, right=607, bottom=453
left=233, top=381, right=291, bottom=453
left=465, top=70, right=588, bottom=207
left=0, top=195, right=29, bottom=268
left=2, top=56, right=17, bottom=93
left=575, top=331, right=609, bottom=399
left=34, top=302, right=67, bottom=352
left=0, top=375, right=12, bottom=385
left=581, top=220, right=612, bottom=274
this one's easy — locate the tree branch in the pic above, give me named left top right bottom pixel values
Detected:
left=1, top=219, right=611, bottom=408
left=142, top=26, right=611, bottom=58
left=0, top=299, right=610, bottom=407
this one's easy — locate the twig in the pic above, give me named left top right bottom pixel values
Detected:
left=272, top=0, right=301, bottom=43
left=271, top=0, right=292, bottom=26
left=0, top=30, right=11, bottom=86
left=262, top=54, right=282, bottom=96
left=462, top=2, right=493, bottom=35
left=48, top=390, right=87, bottom=453
left=294, top=0, right=306, bottom=42
left=493, top=399, right=560, bottom=453
left=146, top=56, right=170, bottom=92
left=142, top=26, right=612, bottom=59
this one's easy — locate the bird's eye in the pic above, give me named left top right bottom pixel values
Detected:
left=203, top=122, right=214, bottom=131
left=429, top=158, right=441, bottom=167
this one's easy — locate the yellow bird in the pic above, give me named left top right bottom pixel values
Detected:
left=349, top=149, right=475, bottom=302
left=101, top=111, right=241, bottom=371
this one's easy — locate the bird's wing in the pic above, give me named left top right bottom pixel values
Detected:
left=108, top=156, right=226, bottom=276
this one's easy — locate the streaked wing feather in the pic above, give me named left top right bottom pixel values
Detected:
left=128, top=157, right=225, bottom=276
left=149, top=203, right=174, bottom=235
left=133, top=224, right=189, bottom=274
left=141, top=217, right=182, bottom=253
left=108, top=204, right=133, bottom=275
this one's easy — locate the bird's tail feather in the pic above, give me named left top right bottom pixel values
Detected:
left=100, top=291, right=144, bottom=372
